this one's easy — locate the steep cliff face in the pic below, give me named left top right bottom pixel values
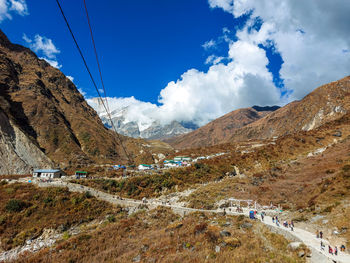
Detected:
left=0, top=30, right=169, bottom=173
left=0, top=109, right=53, bottom=174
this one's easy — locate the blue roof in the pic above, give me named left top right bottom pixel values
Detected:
left=33, top=169, right=61, bottom=173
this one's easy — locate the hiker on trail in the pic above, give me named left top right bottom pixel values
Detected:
left=223, top=208, right=226, bottom=216
left=341, top=244, right=346, bottom=252
left=320, top=231, right=323, bottom=239
left=335, top=246, right=338, bottom=256
left=290, top=223, right=294, bottom=231
left=291, top=220, right=294, bottom=228
left=329, top=245, right=333, bottom=255
left=272, top=216, right=275, bottom=223
left=321, top=241, right=325, bottom=250
left=316, top=230, right=320, bottom=238
left=261, top=213, right=264, bottom=221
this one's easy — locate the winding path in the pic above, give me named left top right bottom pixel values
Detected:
left=19, top=178, right=350, bottom=263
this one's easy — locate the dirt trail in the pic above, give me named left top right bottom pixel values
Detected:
left=12, top=178, right=350, bottom=263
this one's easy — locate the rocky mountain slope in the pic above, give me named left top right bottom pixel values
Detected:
left=228, top=76, right=350, bottom=142
left=89, top=98, right=194, bottom=140
left=0, top=30, right=170, bottom=174
left=165, top=106, right=279, bottom=149
left=168, top=76, right=350, bottom=149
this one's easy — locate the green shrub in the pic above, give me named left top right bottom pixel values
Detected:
left=5, top=199, right=28, bottom=212
left=84, top=191, right=92, bottom=199
left=62, top=231, right=71, bottom=240
left=107, top=215, right=116, bottom=223
left=0, top=215, right=6, bottom=224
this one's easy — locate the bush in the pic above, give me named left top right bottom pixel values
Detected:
left=84, top=191, right=92, bottom=199
left=343, top=165, right=350, bottom=173
left=107, top=215, right=116, bottom=223
left=5, top=199, right=28, bottom=212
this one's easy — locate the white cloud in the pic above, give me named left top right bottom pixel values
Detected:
left=90, top=0, right=350, bottom=129
left=66, top=76, right=74, bottom=82
left=24, top=34, right=62, bottom=69
left=88, top=39, right=280, bottom=127
left=209, top=0, right=350, bottom=100
left=40, top=57, right=61, bottom=69
left=0, top=0, right=28, bottom=22
left=24, top=34, right=60, bottom=59
left=9, top=0, right=27, bottom=15
left=202, top=39, right=216, bottom=50
left=98, top=88, right=104, bottom=94
left=78, top=88, right=87, bottom=97
left=205, top=54, right=225, bottom=65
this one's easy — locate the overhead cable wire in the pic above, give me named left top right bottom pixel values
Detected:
left=83, top=0, right=110, bottom=113
left=55, top=0, right=132, bottom=164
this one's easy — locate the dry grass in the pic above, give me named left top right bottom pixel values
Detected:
left=0, top=181, right=113, bottom=251
left=17, top=207, right=305, bottom=263
left=72, top=163, right=227, bottom=199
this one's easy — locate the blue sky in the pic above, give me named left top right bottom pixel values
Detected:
left=2, top=0, right=253, bottom=104
left=1, top=0, right=349, bottom=127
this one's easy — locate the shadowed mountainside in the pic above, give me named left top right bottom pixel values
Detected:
left=0, top=30, right=172, bottom=174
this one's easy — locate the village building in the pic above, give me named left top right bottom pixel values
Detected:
left=173, top=156, right=192, bottom=162
left=33, top=169, right=65, bottom=178
left=75, top=171, right=87, bottom=179
left=138, top=164, right=152, bottom=170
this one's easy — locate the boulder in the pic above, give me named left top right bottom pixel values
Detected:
left=220, top=230, right=231, bottom=237
left=287, top=242, right=302, bottom=251
left=133, top=254, right=141, bottom=262
left=223, top=237, right=241, bottom=248
left=333, top=130, right=342, bottom=137
left=240, top=223, right=253, bottom=229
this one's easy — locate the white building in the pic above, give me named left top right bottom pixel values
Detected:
left=138, top=164, right=151, bottom=170
left=33, top=169, right=65, bottom=178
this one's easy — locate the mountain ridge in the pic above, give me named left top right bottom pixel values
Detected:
left=166, top=76, right=350, bottom=149
left=164, top=106, right=279, bottom=148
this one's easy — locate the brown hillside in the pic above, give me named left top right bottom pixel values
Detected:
left=165, top=107, right=276, bottom=149
left=229, top=76, right=350, bottom=142
left=168, top=76, right=350, bottom=149
left=0, top=30, right=171, bottom=172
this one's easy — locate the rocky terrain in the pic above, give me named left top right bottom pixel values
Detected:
left=165, top=106, right=279, bottom=149
left=225, top=76, right=350, bottom=143
left=0, top=30, right=172, bottom=174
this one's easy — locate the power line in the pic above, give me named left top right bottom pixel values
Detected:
left=55, top=0, right=132, bottom=164
left=83, top=0, right=110, bottom=113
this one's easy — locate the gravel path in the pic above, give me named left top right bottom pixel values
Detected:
left=20, top=178, right=350, bottom=263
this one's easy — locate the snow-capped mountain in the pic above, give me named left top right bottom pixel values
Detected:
left=88, top=98, right=194, bottom=140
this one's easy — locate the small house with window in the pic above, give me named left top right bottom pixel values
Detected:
left=75, top=171, right=87, bottom=179
left=33, top=169, right=65, bottom=178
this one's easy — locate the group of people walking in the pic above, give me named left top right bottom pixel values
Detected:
left=317, top=230, right=346, bottom=257
left=272, top=216, right=294, bottom=231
